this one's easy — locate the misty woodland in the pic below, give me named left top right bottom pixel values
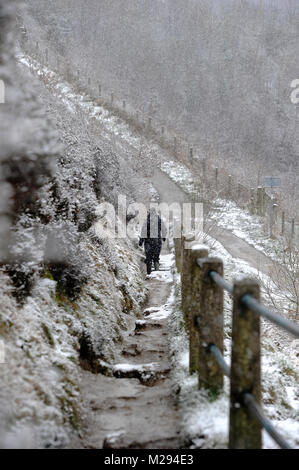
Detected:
left=0, top=0, right=298, bottom=450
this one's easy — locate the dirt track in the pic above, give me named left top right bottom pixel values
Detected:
left=75, top=249, right=181, bottom=449
left=72, top=97, right=284, bottom=449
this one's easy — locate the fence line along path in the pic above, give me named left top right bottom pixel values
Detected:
left=175, top=234, right=299, bottom=449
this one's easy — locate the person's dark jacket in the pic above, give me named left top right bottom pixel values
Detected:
left=139, top=211, right=166, bottom=248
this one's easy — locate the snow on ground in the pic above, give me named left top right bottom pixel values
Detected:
left=0, top=233, right=146, bottom=448
left=146, top=293, right=175, bottom=322
left=144, top=254, right=175, bottom=323
left=161, top=158, right=296, bottom=264
left=212, top=199, right=289, bottom=263
left=113, top=363, right=158, bottom=373
left=160, top=156, right=299, bottom=448
left=167, top=237, right=299, bottom=449
left=17, top=54, right=147, bottom=161
left=18, top=53, right=166, bottom=206
left=18, top=53, right=296, bottom=269
left=0, top=55, right=149, bottom=446
left=16, top=52, right=298, bottom=449
left=146, top=254, right=175, bottom=285
left=161, top=161, right=196, bottom=195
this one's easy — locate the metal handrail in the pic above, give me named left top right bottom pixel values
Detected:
left=208, top=270, right=299, bottom=338
left=207, top=344, right=292, bottom=449
left=242, top=294, right=299, bottom=338
left=208, top=344, right=230, bottom=377
left=243, top=393, right=291, bottom=450
left=208, top=270, right=233, bottom=294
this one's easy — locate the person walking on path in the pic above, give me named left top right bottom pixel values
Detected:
left=139, top=208, right=167, bottom=275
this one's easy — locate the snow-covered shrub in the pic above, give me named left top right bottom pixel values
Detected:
left=0, top=0, right=58, bottom=297
left=44, top=221, right=92, bottom=300
left=0, top=0, right=151, bottom=446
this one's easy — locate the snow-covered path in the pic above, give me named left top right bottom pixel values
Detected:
left=17, top=54, right=298, bottom=448
left=152, top=168, right=276, bottom=278
left=17, top=52, right=287, bottom=280
left=74, top=250, right=181, bottom=449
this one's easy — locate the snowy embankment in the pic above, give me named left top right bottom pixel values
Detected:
left=18, top=55, right=152, bottom=161
left=18, top=53, right=185, bottom=191
left=0, top=54, right=148, bottom=448
left=0, top=221, right=146, bottom=449
left=12, top=52, right=297, bottom=449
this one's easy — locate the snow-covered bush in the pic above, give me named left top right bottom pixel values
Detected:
left=43, top=220, right=92, bottom=300
left=0, top=1, right=146, bottom=447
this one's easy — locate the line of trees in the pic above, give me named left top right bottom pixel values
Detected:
left=23, top=0, right=299, bottom=214
left=0, top=0, right=139, bottom=302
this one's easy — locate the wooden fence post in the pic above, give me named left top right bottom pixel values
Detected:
left=98, top=84, right=101, bottom=97
left=273, top=197, right=278, bottom=223
left=111, top=92, right=114, bottom=104
left=229, top=279, right=261, bottom=449
left=250, top=188, right=255, bottom=214
left=66, top=67, right=71, bottom=82
left=194, top=257, right=224, bottom=391
left=257, top=187, right=264, bottom=216
left=181, top=238, right=203, bottom=324
left=237, top=182, right=241, bottom=201
left=181, top=233, right=195, bottom=314
left=183, top=246, right=209, bottom=374
left=262, top=188, right=270, bottom=215
left=228, top=175, right=232, bottom=199
left=291, top=218, right=295, bottom=239
left=215, top=167, right=218, bottom=191
left=202, top=159, right=206, bottom=180
left=189, top=147, right=193, bottom=164
left=281, top=211, right=285, bottom=235
left=174, top=237, right=182, bottom=272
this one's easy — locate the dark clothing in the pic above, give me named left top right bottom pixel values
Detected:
left=139, top=212, right=166, bottom=240
left=143, top=238, right=162, bottom=263
left=139, top=212, right=166, bottom=274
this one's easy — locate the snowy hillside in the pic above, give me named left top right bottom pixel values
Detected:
left=9, top=47, right=298, bottom=450
left=0, top=6, right=148, bottom=447
left=0, top=1, right=298, bottom=451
